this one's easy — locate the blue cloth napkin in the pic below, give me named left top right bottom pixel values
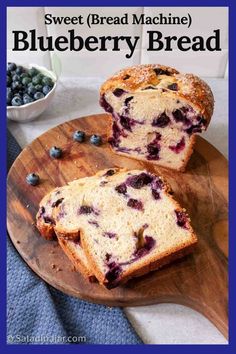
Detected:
left=7, top=130, right=142, bottom=345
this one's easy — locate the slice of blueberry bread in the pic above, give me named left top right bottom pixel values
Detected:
left=100, top=64, right=214, bottom=171
left=51, top=168, right=197, bottom=289
left=36, top=184, right=93, bottom=278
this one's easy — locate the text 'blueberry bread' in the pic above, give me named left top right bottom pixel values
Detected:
left=36, top=168, right=197, bottom=289
left=100, top=64, right=214, bottom=171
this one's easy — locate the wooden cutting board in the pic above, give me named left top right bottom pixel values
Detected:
left=7, top=114, right=228, bottom=338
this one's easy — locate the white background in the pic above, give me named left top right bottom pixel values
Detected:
left=7, top=7, right=228, bottom=78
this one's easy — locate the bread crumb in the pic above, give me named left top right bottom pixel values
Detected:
left=56, top=267, right=62, bottom=272
left=51, top=264, right=56, bottom=269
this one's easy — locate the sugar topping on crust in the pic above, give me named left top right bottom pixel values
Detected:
left=100, top=64, right=214, bottom=124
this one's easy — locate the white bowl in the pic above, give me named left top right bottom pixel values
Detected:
left=7, top=64, right=57, bottom=123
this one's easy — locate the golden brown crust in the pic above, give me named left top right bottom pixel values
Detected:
left=36, top=222, right=56, bottom=240
left=100, top=64, right=179, bottom=93
left=116, top=241, right=197, bottom=286
left=82, top=232, right=197, bottom=289
left=100, top=64, right=214, bottom=124
left=57, top=235, right=93, bottom=278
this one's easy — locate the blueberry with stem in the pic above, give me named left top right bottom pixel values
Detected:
left=73, top=130, right=86, bottom=142
left=50, top=146, right=62, bottom=159
left=90, top=134, right=102, bottom=146
left=26, top=173, right=40, bottom=186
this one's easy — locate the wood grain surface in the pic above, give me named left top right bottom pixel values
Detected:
left=7, top=114, right=228, bottom=338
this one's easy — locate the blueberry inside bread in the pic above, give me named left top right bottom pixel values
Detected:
left=100, top=64, right=214, bottom=171
left=36, top=168, right=197, bottom=289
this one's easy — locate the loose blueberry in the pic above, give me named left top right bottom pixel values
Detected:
left=7, top=62, right=17, bottom=72
left=42, top=85, right=52, bottom=95
left=26, top=173, right=40, bottom=186
left=90, top=134, right=102, bottom=146
left=49, top=146, right=62, bottom=159
left=73, top=130, right=85, bottom=142
left=34, top=92, right=45, bottom=100
left=23, top=94, right=34, bottom=105
left=11, top=96, right=23, bottom=106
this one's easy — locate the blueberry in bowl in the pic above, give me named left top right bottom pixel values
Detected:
left=7, top=63, right=57, bottom=122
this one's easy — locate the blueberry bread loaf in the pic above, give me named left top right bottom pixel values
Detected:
left=37, top=168, right=197, bottom=289
left=100, top=64, right=214, bottom=171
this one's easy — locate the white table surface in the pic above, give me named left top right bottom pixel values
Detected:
left=8, top=77, right=228, bottom=344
